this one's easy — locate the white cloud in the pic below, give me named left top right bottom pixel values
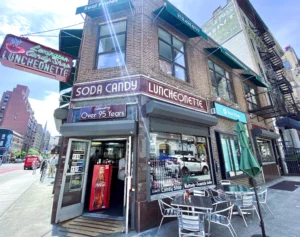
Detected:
left=29, top=91, right=60, bottom=136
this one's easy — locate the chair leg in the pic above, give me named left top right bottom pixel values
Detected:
left=157, top=216, right=164, bottom=235
left=238, top=207, right=248, bottom=227
left=265, top=203, right=275, bottom=219
left=208, top=219, right=211, bottom=236
left=227, top=225, right=235, bottom=237
left=254, top=206, right=261, bottom=221
left=260, top=203, right=267, bottom=212
left=229, top=223, right=238, bottom=237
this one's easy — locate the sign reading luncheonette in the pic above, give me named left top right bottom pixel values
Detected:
left=72, top=77, right=208, bottom=113
left=0, top=34, right=73, bottom=82
left=79, top=104, right=126, bottom=121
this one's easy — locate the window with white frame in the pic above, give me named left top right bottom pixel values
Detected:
left=96, top=21, right=127, bottom=69
left=158, top=28, right=187, bottom=81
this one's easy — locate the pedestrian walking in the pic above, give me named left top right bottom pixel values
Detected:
left=32, top=159, right=38, bottom=175
left=40, top=159, right=49, bottom=182
left=48, top=156, right=57, bottom=178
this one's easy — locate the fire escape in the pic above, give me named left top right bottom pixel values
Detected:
left=237, top=0, right=300, bottom=121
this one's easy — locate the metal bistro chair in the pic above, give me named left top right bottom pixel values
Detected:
left=207, top=204, right=237, bottom=237
left=157, top=194, right=179, bottom=235
left=177, top=209, right=207, bottom=237
left=253, top=189, right=274, bottom=218
left=235, top=193, right=260, bottom=227
left=209, top=188, right=230, bottom=211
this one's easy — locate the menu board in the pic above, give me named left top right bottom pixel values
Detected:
left=70, top=150, right=85, bottom=173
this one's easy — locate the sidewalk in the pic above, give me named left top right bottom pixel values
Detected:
left=126, top=176, right=300, bottom=237
left=0, top=172, right=58, bottom=237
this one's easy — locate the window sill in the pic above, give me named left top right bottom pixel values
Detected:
left=157, top=69, right=193, bottom=88
left=94, top=65, right=126, bottom=72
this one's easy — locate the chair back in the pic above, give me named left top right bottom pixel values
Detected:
left=219, top=180, right=231, bottom=185
left=158, top=196, right=173, bottom=216
left=241, top=193, right=254, bottom=207
left=193, top=189, right=206, bottom=197
left=178, top=210, right=206, bottom=235
left=258, top=189, right=267, bottom=202
left=210, top=204, right=234, bottom=222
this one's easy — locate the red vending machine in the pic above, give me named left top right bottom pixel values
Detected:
left=89, top=164, right=112, bottom=211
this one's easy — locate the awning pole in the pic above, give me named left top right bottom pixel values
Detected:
left=206, top=46, right=222, bottom=57
left=152, top=4, right=166, bottom=25
left=80, top=13, right=85, bottom=21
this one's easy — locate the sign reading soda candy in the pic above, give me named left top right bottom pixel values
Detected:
left=0, top=34, right=73, bottom=82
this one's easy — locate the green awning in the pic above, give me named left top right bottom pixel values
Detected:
left=242, top=73, right=269, bottom=88
left=206, top=47, right=249, bottom=70
left=59, top=29, right=82, bottom=58
left=153, top=1, right=208, bottom=39
left=76, top=0, right=134, bottom=18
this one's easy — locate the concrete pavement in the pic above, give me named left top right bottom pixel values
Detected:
left=127, top=176, right=300, bottom=237
left=0, top=165, right=300, bottom=237
left=0, top=167, right=58, bottom=237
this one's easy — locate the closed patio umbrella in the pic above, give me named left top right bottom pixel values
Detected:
left=234, top=121, right=267, bottom=237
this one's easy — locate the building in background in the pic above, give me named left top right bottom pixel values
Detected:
left=203, top=0, right=300, bottom=179
left=0, top=85, right=37, bottom=152
left=0, top=128, right=24, bottom=163
left=41, top=130, right=50, bottom=154
left=32, top=123, right=44, bottom=152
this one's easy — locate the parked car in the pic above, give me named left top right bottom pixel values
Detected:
left=24, top=155, right=40, bottom=170
left=165, top=157, right=180, bottom=177
left=169, top=155, right=209, bottom=176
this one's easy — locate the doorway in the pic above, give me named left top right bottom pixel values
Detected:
left=84, top=139, right=127, bottom=220
left=56, top=137, right=133, bottom=234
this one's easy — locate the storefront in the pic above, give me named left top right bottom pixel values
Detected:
left=212, top=102, right=251, bottom=183
left=51, top=76, right=219, bottom=232
left=251, top=127, right=281, bottom=182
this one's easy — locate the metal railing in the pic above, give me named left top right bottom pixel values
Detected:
left=284, top=147, right=300, bottom=175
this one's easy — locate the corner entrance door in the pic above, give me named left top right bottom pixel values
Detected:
left=124, top=136, right=132, bottom=234
left=56, top=139, right=91, bottom=223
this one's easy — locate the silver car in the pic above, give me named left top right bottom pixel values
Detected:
left=170, top=155, right=209, bottom=176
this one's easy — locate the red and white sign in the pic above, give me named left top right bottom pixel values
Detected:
left=0, top=34, right=73, bottom=82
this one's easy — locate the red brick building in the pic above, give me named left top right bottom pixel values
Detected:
left=0, top=85, right=37, bottom=152
left=52, top=0, right=285, bottom=232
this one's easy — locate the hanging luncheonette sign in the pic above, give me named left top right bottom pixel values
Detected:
left=0, top=34, right=73, bottom=82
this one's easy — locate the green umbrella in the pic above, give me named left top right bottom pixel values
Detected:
left=234, top=121, right=261, bottom=176
left=234, top=121, right=267, bottom=237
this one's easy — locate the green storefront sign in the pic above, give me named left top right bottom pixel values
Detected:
left=76, top=0, right=133, bottom=16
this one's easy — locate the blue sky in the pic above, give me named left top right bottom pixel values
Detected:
left=0, top=0, right=299, bottom=135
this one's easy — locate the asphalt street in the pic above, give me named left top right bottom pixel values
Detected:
left=0, top=163, right=57, bottom=237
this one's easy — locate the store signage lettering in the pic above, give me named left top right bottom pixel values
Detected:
left=214, top=102, right=247, bottom=123
left=76, top=0, right=128, bottom=14
left=145, top=80, right=206, bottom=112
left=79, top=104, right=126, bottom=121
left=0, top=34, right=73, bottom=82
left=72, top=77, right=208, bottom=113
left=73, top=79, right=139, bottom=98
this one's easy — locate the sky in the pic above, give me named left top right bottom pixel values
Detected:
left=0, top=0, right=299, bottom=136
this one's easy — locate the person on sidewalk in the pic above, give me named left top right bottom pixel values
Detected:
left=48, top=156, right=57, bottom=178
left=40, top=159, right=48, bottom=174
left=32, top=159, right=38, bottom=175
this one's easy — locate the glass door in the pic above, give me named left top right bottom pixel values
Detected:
left=56, top=139, right=91, bottom=223
left=124, top=136, right=132, bottom=234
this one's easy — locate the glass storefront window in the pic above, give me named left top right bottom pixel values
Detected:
left=257, top=139, right=274, bottom=163
left=149, top=132, right=212, bottom=195
left=220, top=134, right=243, bottom=178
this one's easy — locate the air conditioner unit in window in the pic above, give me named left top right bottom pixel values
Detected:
left=211, top=108, right=216, bottom=115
